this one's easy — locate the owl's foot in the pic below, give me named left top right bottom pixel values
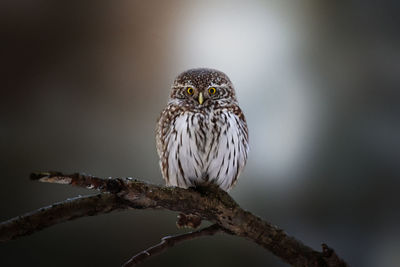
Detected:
left=176, top=213, right=202, bottom=229
left=190, top=182, right=221, bottom=196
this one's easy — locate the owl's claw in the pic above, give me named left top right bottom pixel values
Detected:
left=176, top=213, right=202, bottom=229
left=191, top=182, right=221, bottom=196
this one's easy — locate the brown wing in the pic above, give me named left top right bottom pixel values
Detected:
left=155, top=104, right=183, bottom=183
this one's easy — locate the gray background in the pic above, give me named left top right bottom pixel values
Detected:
left=1, top=1, right=399, bottom=266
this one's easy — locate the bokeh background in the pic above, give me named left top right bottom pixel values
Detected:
left=1, top=1, right=399, bottom=266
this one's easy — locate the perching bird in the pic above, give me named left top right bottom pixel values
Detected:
left=156, top=68, right=249, bottom=192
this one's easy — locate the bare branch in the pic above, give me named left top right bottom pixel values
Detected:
left=0, top=171, right=348, bottom=267
left=122, top=224, right=223, bottom=267
left=0, top=194, right=130, bottom=242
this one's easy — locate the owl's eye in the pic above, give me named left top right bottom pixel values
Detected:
left=187, top=87, right=194, bottom=95
left=208, top=87, right=216, bottom=95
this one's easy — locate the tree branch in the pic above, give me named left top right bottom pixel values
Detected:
left=122, top=224, right=223, bottom=267
left=0, top=193, right=132, bottom=242
left=0, top=171, right=348, bottom=267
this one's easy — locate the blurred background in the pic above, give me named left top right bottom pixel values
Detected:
left=1, top=0, right=399, bottom=266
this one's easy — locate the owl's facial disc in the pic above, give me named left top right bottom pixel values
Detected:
left=184, top=86, right=217, bottom=107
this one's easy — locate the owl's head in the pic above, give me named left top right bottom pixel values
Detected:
left=170, top=68, right=237, bottom=108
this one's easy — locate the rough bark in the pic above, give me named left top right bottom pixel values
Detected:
left=0, top=194, right=133, bottom=241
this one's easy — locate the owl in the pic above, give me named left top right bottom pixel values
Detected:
left=156, top=68, right=249, bottom=191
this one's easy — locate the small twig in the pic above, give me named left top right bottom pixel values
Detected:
left=122, top=224, right=223, bottom=267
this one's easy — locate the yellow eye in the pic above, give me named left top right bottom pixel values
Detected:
left=209, top=87, right=216, bottom=94
left=187, top=87, right=194, bottom=95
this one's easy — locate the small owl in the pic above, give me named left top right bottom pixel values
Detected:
left=156, top=68, right=249, bottom=191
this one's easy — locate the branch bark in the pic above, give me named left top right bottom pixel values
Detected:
left=0, top=171, right=348, bottom=267
left=0, top=193, right=132, bottom=242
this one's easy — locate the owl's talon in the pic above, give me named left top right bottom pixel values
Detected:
left=176, top=213, right=202, bottom=229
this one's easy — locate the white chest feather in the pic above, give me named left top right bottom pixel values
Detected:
left=165, top=110, right=248, bottom=191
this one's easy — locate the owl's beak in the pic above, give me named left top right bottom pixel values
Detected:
left=198, top=92, right=204, bottom=105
